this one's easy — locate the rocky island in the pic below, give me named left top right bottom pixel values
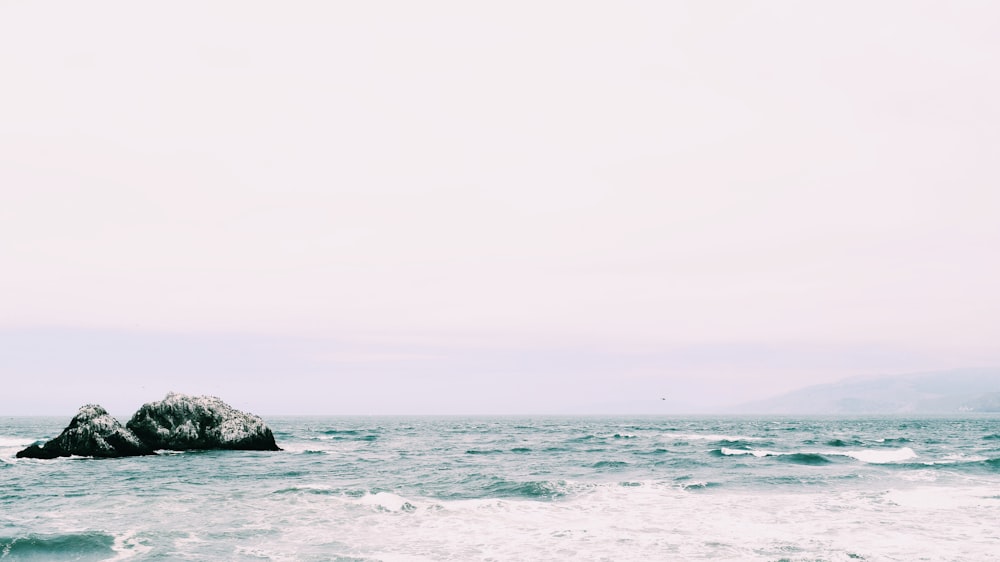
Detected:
left=16, top=393, right=280, bottom=459
left=15, top=404, right=154, bottom=459
left=128, top=392, right=281, bottom=451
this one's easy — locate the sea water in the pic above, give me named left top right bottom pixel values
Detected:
left=2, top=416, right=999, bottom=561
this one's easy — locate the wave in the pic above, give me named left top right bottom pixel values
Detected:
left=825, top=439, right=862, bottom=447
left=715, top=448, right=830, bottom=465
left=983, top=434, right=1000, bottom=440
left=356, top=491, right=417, bottom=512
left=0, top=532, right=116, bottom=560
left=465, top=449, right=504, bottom=455
left=319, top=429, right=379, bottom=441
left=674, top=434, right=764, bottom=442
left=634, top=448, right=670, bottom=456
left=714, top=439, right=759, bottom=450
left=272, top=486, right=339, bottom=495
left=892, top=457, right=1000, bottom=474
left=942, top=457, right=1000, bottom=473
left=591, top=460, right=628, bottom=469
left=842, top=448, right=917, bottom=463
left=322, top=429, right=379, bottom=436
left=910, top=453, right=990, bottom=467
left=717, top=448, right=773, bottom=458
left=510, top=447, right=531, bottom=453
left=483, top=479, right=569, bottom=500
left=776, top=453, right=831, bottom=465
left=716, top=447, right=917, bottom=464
left=679, top=481, right=722, bottom=490
left=320, top=435, right=378, bottom=442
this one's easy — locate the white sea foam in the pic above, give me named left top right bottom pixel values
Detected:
left=840, top=447, right=917, bottom=464
left=885, top=486, right=997, bottom=509
left=0, top=437, right=38, bottom=463
left=267, top=480, right=999, bottom=562
left=356, top=492, right=417, bottom=512
left=107, top=530, right=153, bottom=561
left=899, top=469, right=941, bottom=482
left=275, top=442, right=325, bottom=454
left=720, top=447, right=770, bottom=457
left=0, top=436, right=36, bottom=448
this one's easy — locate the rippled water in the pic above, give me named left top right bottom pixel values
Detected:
left=2, top=416, right=1000, bottom=560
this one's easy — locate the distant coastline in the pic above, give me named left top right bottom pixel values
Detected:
left=732, top=368, right=1000, bottom=415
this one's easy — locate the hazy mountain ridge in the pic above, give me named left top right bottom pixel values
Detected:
left=735, top=368, right=1000, bottom=414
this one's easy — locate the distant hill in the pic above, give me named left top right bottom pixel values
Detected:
left=734, top=368, right=1000, bottom=414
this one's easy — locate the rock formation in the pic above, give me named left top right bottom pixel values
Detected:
left=127, top=392, right=281, bottom=451
left=16, top=404, right=155, bottom=459
left=15, top=393, right=281, bottom=459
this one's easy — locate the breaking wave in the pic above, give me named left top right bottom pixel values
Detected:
left=483, top=479, right=570, bottom=500
left=717, top=447, right=917, bottom=464
left=0, top=532, right=116, bottom=561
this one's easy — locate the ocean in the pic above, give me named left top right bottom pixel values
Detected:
left=2, top=415, right=999, bottom=561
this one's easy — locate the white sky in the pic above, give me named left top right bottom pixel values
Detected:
left=1, top=1, right=998, bottom=415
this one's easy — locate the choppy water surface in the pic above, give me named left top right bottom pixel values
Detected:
left=2, top=416, right=1000, bottom=560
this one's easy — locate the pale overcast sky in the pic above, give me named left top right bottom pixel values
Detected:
left=1, top=1, right=998, bottom=415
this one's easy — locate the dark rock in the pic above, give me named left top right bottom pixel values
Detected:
left=16, top=405, right=155, bottom=459
left=126, top=392, right=281, bottom=451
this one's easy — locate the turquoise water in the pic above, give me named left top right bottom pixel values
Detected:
left=3, top=416, right=1000, bottom=560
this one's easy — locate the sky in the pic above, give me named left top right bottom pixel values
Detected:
left=1, top=1, right=999, bottom=415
